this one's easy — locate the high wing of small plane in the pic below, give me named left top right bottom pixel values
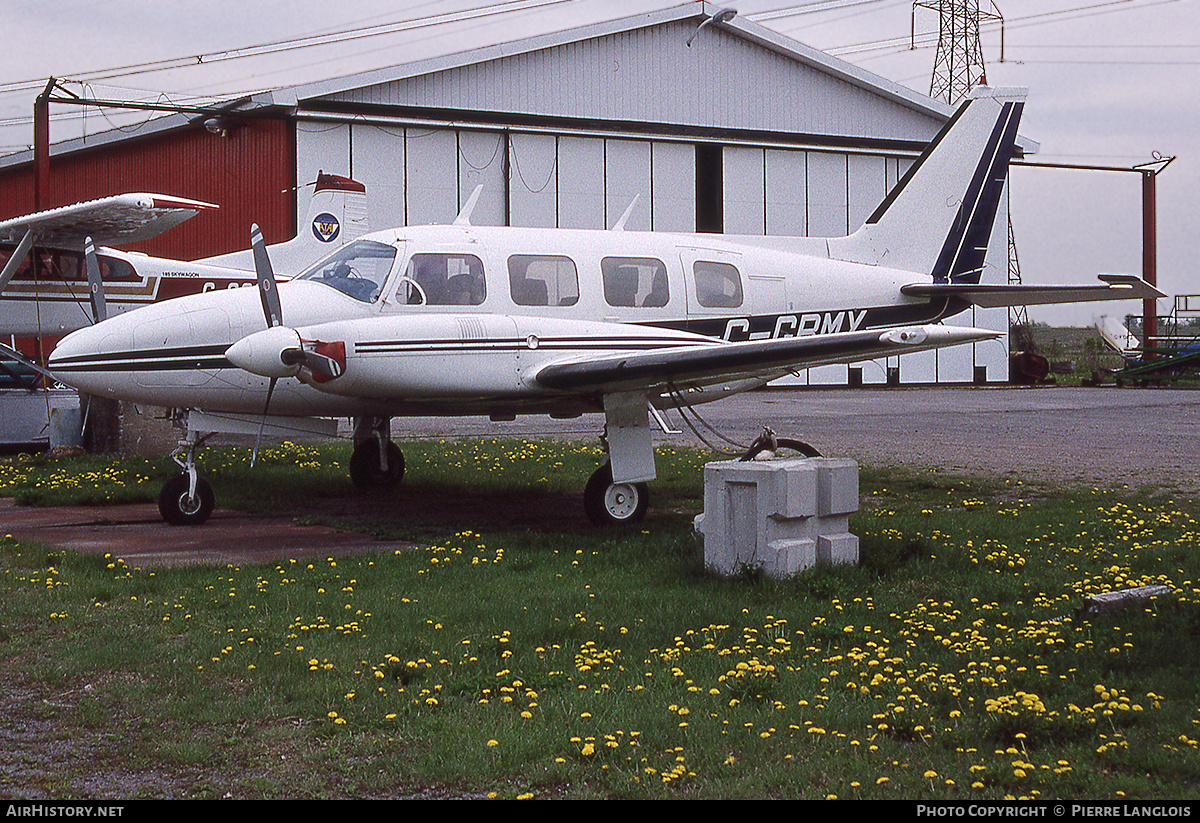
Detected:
left=0, top=173, right=368, bottom=337
left=0, top=192, right=218, bottom=250
left=47, top=86, right=1163, bottom=527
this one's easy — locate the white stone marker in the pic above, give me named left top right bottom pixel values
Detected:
left=694, top=457, right=859, bottom=578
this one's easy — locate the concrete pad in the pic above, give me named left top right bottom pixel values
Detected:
left=0, top=498, right=416, bottom=568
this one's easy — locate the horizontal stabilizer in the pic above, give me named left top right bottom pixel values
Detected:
left=0, top=193, right=218, bottom=251
left=899, top=274, right=1163, bottom=308
left=532, top=325, right=997, bottom=393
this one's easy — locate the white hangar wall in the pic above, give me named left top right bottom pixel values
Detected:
left=289, top=11, right=1011, bottom=384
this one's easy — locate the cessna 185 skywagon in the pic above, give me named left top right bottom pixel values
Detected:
left=0, top=172, right=368, bottom=337
left=48, top=87, right=1162, bottom=526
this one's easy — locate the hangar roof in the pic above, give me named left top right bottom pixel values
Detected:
left=1, top=1, right=1034, bottom=170
left=261, top=2, right=954, bottom=144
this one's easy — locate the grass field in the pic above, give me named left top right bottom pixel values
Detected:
left=1, top=440, right=1198, bottom=799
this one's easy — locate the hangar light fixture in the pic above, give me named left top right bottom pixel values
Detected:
left=687, top=7, right=737, bottom=47
left=203, top=116, right=238, bottom=138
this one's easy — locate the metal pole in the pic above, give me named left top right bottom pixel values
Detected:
left=33, top=78, right=55, bottom=210
left=1142, top=169, right=1157, bottom=352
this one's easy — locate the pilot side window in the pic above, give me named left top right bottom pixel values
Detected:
left=601, top=257, right=669, bottom=308
left=508, top=255, right=579, bottom=307
left=694, top=260, right=743, bottom=308
left=0, top=247, right=81, bottom=282
left=399, top=253, right=486, bottom=306
left=297, top=239, right=397, bottom=303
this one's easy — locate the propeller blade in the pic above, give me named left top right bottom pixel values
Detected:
left=251, top=376, right=278, bottom=468
left=251, top=223, right=282, bottom=329
left=84, top=236, right=107, bottom=323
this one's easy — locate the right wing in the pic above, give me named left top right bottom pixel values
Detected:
left=0, top=193, right=218, bottom=251
left=531, top=324, right=998, bottom=395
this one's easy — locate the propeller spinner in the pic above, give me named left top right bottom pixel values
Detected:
left=227, top=226, right=347, bottom=381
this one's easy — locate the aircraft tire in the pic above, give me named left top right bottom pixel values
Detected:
left=350, top=441, right=405, bottom=489
left=584, top=463, right=648, bottom=526
left=158, top=474, right=215, bottom=526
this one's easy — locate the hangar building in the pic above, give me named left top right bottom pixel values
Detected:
left=0, top=2, right=1022, bottom=384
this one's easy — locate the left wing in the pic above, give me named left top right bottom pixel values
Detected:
left=0, top=193, right=218, bottom=251
left=900, top=274, right=1162, bottom=308
left=531, top=324, right=997, bottom=393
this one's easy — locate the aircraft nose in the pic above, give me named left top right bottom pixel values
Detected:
left=47, top=318, right=134, bottom=395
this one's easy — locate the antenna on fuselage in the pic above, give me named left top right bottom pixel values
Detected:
left=610, top=194, right=641, bottom=231
left=453, top=185, right=485, bottom=226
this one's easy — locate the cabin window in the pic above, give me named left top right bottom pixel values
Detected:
left=601, top=257, right=669, bottom=308
left=508, top=255, right=579, bottom=307
left=0, top=246, right=81, bottom=282
left=297, top=240, right=397, bottom=303
left=399, top=253, right=486, bottom=306
left=96, top=255, right=139, bottom=282
left=0, top=246, right=139, bottom=284
left=694, top=260, right=743, bottom=308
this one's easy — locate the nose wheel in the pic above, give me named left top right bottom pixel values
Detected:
left=158, top=474, right=215, bottom=526
left=584, top=463, right=648, bottom=526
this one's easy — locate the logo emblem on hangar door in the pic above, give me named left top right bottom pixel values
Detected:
left=312, top=213, right=340, bottom=243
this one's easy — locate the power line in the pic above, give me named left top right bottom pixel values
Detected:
left=0, top=0, right=568, bottom=96
left=819, top=0, right=1181, bottom=58
left=747, top=0, right=890, bottom=22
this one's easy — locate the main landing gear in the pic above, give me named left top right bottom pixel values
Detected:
left=349, top=416, right=404, bottom=489
left=584, top=463, right=649, bottom=526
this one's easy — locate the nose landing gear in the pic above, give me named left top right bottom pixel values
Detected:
left=160, top=430, right=215, bottom=525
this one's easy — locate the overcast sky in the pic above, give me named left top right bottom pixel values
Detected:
left=3, top=0, right=1197, bottom=327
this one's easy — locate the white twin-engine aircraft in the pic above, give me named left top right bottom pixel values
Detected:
left=0, top=172, right=369, bottom=336
left=48, top=87, right=1161, bottom=526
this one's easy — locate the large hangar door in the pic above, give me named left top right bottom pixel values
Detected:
left=352, top=125, right=406, bottom=232
left=406, top=129, right=459, bottom=226
left=651, top=142, right=694, bottom=233
left=509, top=133, right=558, bottom=227
left=765, top=149, right=807, bottom=237
left=558, top=136, right=605, bottom=229
left=806, top=152, right=848, bottom=237
left=605, top=140, right=651, bottom=232
left=723, top=147, right=764, bottom=236
left=458, top=132, right=506, bottom=227
left=296, top=121, right=350, bottom=230
left=848, top=155, right=887, bottom=232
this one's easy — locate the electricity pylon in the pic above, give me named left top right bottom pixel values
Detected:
left=914, top=2, right=1026, bottom=331
left=913, top=0, right=1003, bottom=105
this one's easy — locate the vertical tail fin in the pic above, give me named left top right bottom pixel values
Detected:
left=304, top=172, right=370, bottom=247
left=830, top=87, right=1025, bottom=283
left=197, top=172, right=369, bottom=275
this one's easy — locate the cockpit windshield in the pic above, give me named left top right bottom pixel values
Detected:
left=295, top=240, right=397, bottom=303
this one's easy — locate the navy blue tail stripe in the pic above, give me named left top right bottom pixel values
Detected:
left=932, top=101, right=1023, bottom=284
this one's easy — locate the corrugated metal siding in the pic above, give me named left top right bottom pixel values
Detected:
left=0, top=118, right=293, bottom=260
left=326, top=21, right=939, bottom=142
